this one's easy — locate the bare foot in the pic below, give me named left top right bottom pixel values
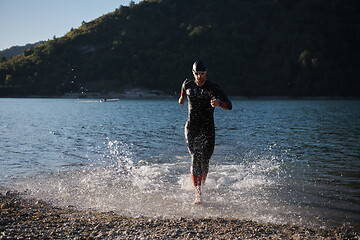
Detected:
left=193, top=186, right=202, bottom=204
left=193, top=198, right=202, bottom=204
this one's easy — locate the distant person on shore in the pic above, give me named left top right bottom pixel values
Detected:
left=178, top=60, right=232, bottom=204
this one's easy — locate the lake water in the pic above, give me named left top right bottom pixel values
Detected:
left=0, top=98, right=359, bottom=228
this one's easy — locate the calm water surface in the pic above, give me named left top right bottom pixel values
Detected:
left=0, top=98, right=359, bottom=228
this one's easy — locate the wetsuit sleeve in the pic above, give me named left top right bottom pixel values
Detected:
left=180, top=79, right=191, bottom=97
left=214, top=85, right=232, bottom=110
left=180, top=84, right=186, bottom=97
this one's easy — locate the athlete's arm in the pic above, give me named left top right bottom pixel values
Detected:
left=178, top=94, right=185, bottom=106
left=211, top=98, right=232, bottom=109
left=212, top=85, right=232, bottom=110
left=178, top=81, right=186, bottom=106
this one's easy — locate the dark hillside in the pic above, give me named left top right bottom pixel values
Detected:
left=0, top=42, right=45, bottom=60
left=0, top=0, right=359, bottom=97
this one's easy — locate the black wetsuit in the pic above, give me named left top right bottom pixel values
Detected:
left=180, top=79, right=232, bottom=176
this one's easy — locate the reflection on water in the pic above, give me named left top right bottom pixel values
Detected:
left=0, top=98, right=359, bottom=228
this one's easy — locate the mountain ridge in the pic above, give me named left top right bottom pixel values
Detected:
left=0, top=41, right=45, bottom=60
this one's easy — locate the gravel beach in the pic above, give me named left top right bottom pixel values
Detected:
left=0, top=190, right=359, bottom=240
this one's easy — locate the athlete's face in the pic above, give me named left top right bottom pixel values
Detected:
left=193, top=70, right=207, bottom=86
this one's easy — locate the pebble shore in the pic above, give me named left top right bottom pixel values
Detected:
left=1, top=191, right=359, bottom=239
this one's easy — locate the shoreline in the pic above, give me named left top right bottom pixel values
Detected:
left=0, top=93, right=359, bottom=101
left=1, top=190, right=358, bottom=239
left=2, top=96, right=360, bottom=100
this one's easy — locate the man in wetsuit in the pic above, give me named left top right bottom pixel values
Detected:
left=178, top=60, right=232, bottom=204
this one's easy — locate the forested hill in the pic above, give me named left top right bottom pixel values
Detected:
left=1, top=0, right=359, bottom=97
left=0, top=41, right=45, bottom=60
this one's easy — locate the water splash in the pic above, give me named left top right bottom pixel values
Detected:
left=11, top=140, right=295, bottom=225
left=104, top=140, right=134, bottom=174
left=12, top=139, right=353, bottom=228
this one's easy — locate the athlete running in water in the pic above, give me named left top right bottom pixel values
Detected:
left=178, top=60, right=232, bottom=204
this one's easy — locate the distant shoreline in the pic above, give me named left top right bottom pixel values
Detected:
left=1, top=189, right=358, bottom=239
left=1, top=95, right=359, bottom=100
left=1, top=86, right=360, bottom=100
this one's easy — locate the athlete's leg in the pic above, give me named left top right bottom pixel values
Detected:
left=191, top=153, right=203, bottom=204
left=200, top=173, right=207, bottom=185
left=200, top=130, right=215, bottom=186
left=191, top=151, right=212, bottom=204
left=185, top=123, right=216, bottom=204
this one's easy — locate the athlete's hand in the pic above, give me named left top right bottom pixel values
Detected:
left=178, top=96, right=185, bottom=106
left=210, top=98, right=220, bottom=107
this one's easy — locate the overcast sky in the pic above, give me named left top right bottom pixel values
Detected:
left=0, top=0, right=140, bottom=50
